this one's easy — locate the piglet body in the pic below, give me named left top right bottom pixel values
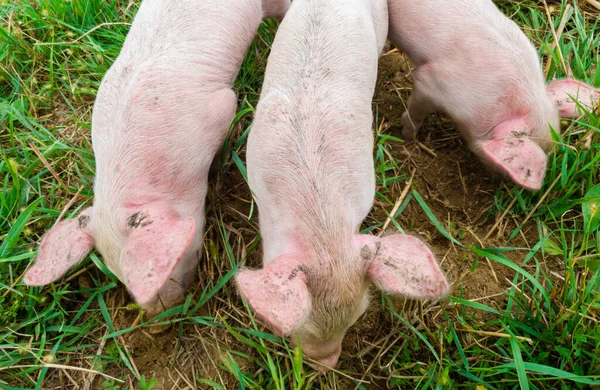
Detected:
left=389, top=0, right=599, bottom=190
left=24, top=0, right=290, bottom=317
left=236, top=0, right=448, bottom=368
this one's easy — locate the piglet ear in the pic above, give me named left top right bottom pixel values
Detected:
left=24, top=208, right=95, bottom=286
left=356, top=234, right=449, bottom=298
left=481, top=123, right=547, bottom=190
left=121, top=205, right=196, bottom=305
left=547, top=79, right=599, bottom=118
left=236, top=255, right=311, bottom=336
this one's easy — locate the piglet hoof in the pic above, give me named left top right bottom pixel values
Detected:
left=401, top=127, right=416, bottom=142
left=141, top=305, right=174, bottom=334
left=141, top=310, right=173, bottom=334
left=400, top=114, right=417, bottom=142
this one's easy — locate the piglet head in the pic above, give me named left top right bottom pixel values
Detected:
left=24, top=203, right=196, bottom=318
left=236, top=234, right=448, bottom=369
left=236, top=253, right=352, bottom=369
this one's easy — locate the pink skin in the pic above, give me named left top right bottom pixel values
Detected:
left=236, top=0, right=449, bottom=369
left=24, top=0, right=290, bottom=318
left=546, top=79, right=600, bottom=118
left=300, top=340, right=342, bottom=369
left=388, top=0, right=599, bottom=190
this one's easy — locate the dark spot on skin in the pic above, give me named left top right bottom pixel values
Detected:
left=127, top=212, right=153, bottom=229
left=374, top=241, right=382, bottom=256
left=383, top=258, right=399, bottom=270
left=503, top=155, right=516, bottom=163
left=78, top=215, right=90, bottom=229
left=288, top=265, right=311, bottom=281
left=127, top=212, right=141, bottom=227
left=171, top=166, right=182, bottom=178
left=360, top=245, right=371, bottom=260
left=511, top=131, right=528, bottom=138
left=409, top=274, right=427, bottom=284
left=288, top=267, right=299, bottom=280
left=525, top=169, right=531, bottom=179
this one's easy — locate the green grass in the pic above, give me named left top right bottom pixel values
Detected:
left=1, top=0, right=600, bottom=389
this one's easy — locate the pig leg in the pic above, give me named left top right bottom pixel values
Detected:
left=400, top=86, right=437, bottom=141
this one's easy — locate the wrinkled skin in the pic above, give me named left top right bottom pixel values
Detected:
left=236, top=0, right=449, bottom=369
left=24, top=0, right=290, bottom=318
left=388, top=0, right=599, bottom=190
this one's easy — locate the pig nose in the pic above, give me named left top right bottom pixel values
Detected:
left=318, top=353, right=340, bottom=369
left=316, top=348, right=341, bottom=370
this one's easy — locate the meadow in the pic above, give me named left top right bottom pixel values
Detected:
left=1, top=0, right=600, bottom=388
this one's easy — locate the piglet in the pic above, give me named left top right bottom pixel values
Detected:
left=24, top=0, right=290, bottom=318
left=236, top=0, right=449, bottom=369
left=389, top=0, right=599, bottom=190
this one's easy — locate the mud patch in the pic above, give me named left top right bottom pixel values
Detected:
left=78, top=214, right=91, bottom=229
left=127, top=211, right=153, bottom=229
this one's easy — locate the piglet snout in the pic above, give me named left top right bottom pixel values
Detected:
left=301, top=339, right=342, bottom=370
left=316, top=351, right=341, bottom=370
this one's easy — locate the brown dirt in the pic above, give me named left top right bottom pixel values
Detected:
left=34, top=50, right=562, bottom=390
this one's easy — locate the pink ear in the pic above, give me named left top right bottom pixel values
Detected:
left=356, top=234, right=449, bottom=298
left=24, top=208, right=95, bottom=286
left=236, top=255, right=311, bottom=335
left=480, top=118, right=547, bottom=190
left=121, top=206, right=196, bottom=305
left=547, top=79, right=600, bottom=118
